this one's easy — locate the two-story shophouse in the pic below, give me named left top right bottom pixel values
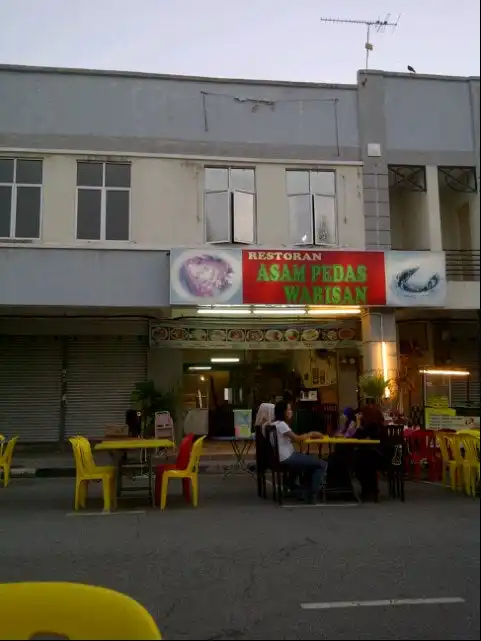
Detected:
left=0, top=65, right=479, bottom=441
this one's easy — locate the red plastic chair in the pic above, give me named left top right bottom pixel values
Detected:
left=405, top=429, right=440, bottom=481
left=154, top=433, right=195, bottom=506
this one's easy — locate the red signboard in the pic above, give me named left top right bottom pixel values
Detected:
left=242, top=250, right=387, bottom=306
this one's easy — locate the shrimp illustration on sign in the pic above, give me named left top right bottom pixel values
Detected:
left=395, top=267, right=441, bottom=296
left=385, top=252, right=447, bottom=306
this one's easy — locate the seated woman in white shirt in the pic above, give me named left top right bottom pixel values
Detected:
left=271, top=400, right=328, bottom=503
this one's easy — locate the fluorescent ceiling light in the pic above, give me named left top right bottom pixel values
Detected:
left=307, top=307, right=361, bottom=315
left=253, top=308, right=306, bottom=315
left=188, top=366, right=212, bottom=371
left=211, top=357, right=240, bottom=363
left=197, top=308, right=251, bottom=315
left=419, top=369, right=470, bottom=377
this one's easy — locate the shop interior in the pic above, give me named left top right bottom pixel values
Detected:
left=181, top=347, right=361, bottom=437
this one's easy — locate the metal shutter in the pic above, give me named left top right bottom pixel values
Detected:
left=449, top=327, right=479, bottom=407
left=0, top=336, right=62, bottom=441
left=452, top=375, right=480, bottom=407
left=65, top=335, right=148, bottom=438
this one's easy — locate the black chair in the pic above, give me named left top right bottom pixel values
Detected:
left=254, top=426, right=268, bottom=499
left=381, top=425, right=405, bottom=501
left=265, top=425, right=290, bottom=505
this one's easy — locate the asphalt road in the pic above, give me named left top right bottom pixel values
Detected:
left=0, top=476, right=479, bottom=640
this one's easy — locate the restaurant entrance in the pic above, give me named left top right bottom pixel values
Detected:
left=149, top=316, right=363, bottom=438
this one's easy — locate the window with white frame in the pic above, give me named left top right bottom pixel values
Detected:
left=204, top=167, right=256, bottom=243
left=76, top=161, right=131, bottom=241
left=0, top=158, right=43, bottom=239
left=286, top=169, right=337, bottom=246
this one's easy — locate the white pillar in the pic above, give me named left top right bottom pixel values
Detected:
left=425, top=166, right=443, bottom=251
left=469, top=192, right=480, bottom=251
left=361, top=311, right=398, bottom=379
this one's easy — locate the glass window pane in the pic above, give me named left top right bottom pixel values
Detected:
left=77, top=189, right=101, bottom=239
left=105, top=163, right=131, bottom=188
left=205, top=191, right=230, bottom=243
left=230, top=168, right=255, bottom=192
left=311, top=171, right=336, bottom=196
left=314, top=195, right=337, bottom=245
left=233, top=191, right=255, bottom=243
left=288, top=194, right=311, bottom=244
left=77, top=162, right=103, bottom=187
left=16, top=159, right=43, bottom=184
left=15, top=187, right=41, bottom=238
left=0, top=186, right=12, bottom=236
left=106, top=190, right=130, bottom=240
left=204, top=168, right=228, bottom=191
left=0, top=159, right=14, bottom=183
left=286, top=170, right=309, bottom=195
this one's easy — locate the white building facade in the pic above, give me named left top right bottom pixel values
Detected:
left=0, top=65, right=479, bottom=440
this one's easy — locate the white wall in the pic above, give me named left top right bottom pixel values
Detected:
left=445, top=281, right=481, bottom=309
left=32, top=154, right=366, bottom=249
left=440, top=188, right=476, bottom=251
left=390, top=189, right=431, bottom=250
left=389, top=166, right=443, bottom=252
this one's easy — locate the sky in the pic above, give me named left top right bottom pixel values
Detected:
left=0, top=0, right=479, bottom=83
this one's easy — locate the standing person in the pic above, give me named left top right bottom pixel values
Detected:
left=271, top=400, right=328, bottom=503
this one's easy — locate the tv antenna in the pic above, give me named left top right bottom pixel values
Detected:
left=320, top=14, right=400, bottom=72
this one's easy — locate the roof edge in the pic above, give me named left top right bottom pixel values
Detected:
left=0, top=63, right=357, bottom=90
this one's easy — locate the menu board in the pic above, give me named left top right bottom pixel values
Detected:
left=425, top=408, right=480, bottom=430
left=424, top=407, right=456, bottom=430
left=234, top=409, right=253, bottom=438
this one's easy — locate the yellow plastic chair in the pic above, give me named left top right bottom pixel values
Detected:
left=69, top=437, right=117, bottom=511
left=437, top=433, right=456, bottom=490
left=458, top=428, right=480, bottom=438
left=0, top=582, right=162, bottom=640
left=160, top=436, right=206, bottom=510
left=460, top=433, right=480, bottom=497
left=437, top=433, right=463, bottom=491
left=444, top=434, right=466, bottom=492
left=0, top=436, right=18, bottom=488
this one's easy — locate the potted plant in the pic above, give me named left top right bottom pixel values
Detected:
left=358, top=371, right=391, bottom=406
left=130, top=380, right=178, bottom=437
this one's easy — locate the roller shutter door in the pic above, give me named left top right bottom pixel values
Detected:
left=65, top=335, right=148, bottom=438
left=0, top=336, right=62, bottom=441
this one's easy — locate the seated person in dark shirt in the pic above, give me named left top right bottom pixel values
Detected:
left=354, top=405, right=384, bottom=502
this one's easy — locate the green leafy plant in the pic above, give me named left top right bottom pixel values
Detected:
left=359, top=371, right=391, bottom=403
left=130, top=380, right=178, bottom=435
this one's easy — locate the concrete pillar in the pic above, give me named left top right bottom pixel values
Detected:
left=425, top=166, right=443, bottom=251
left=356, top=71, right=392, bottom=249
left=469, top=193, right=480, bottom=251
left=361, top=311, right=398, bottom=383
left=469, top=79, right=480, bottom=251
